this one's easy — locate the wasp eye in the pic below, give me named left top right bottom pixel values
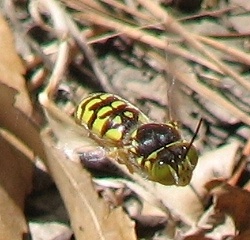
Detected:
left=149, top=158, right=177, bottom=186
left=158, top=160, right=165, bottom=166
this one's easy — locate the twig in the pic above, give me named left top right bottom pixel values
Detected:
left=149, top=51, right=250, bottom=126
left=31, top=0, right=118, bottom=94
left=100, top=0, right=156, bottom=21
left=80, top=11, right=223, bottom=74
left=44, top=40, right=70, bottom=98
left=197, top=35, right=250, bottom=66
left=137, top=0, right=250, bottom=91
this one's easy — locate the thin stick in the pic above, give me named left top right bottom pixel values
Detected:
left=34, top=0, right=118, bottom=94
left=44, top=41, right=70, bottom=99
left=149, top=51, right=250, bottom=126
left=81, top=12, right=223, bottom=74
left=197, top=35, right=250, bottom=66
left=137, top=0, right=250, bottom=91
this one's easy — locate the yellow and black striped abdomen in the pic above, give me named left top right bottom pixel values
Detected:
left=75, top=93, right=149, bottom=144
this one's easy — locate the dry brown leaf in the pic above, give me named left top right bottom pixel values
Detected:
left=0, top=15, right=45, bottom=160
left=0, top=82, right=46, bottom=159
left=191, top=141, right=240, bottom=197
left=0, top=14, right=32, bottom=115
left=231, top=0, right=250, bottom=11
left=233, top=229, right=250, bottom=240
left=196, top=206, right=236, bottom=239
left=0, top=130, right=33, bottom=240
left=29, top=222, right=72, bottom=240
left=184, top=232, right=213, bottom=240
left=155, top=183, right=204, bottom=226
left=243, top=138, right=250, bottom=156
left=206, top=180, right=250, bottom=236
left=0, top=13, right=47, bottom=240
left=41, top=130, right=136, bottom=240
left=228, top=15, right=250, bottom=34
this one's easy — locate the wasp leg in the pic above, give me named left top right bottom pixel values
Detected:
left=107, top=148, right=135, bottom=173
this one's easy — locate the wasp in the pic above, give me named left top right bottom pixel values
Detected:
left=74, top=93, right=199, bottom=186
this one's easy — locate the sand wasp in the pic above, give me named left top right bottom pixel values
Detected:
left=75, top=93, right=200, bottom=186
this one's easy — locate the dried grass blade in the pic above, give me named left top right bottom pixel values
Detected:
left=80, top=11, right=223, bottom=74
left=138, top=0, right=250, bottom=91
left=150, top=51, right=250, bottom=125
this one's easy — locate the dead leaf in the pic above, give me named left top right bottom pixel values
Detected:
left=191, top=141, right=240, bottom=197
left=207, top=180, right=250, bottom=235
left=196, top=205, right=236, bottom=239
left=155, top=183, right=204, bottom=226
left=0, top=130, right=33, bottom=240
left=0, top=14, right=32, bottom=115
left=233, top=229, right=250, bottom=240
left=228, top=15, right=250, bottom=34
left=41, top=130, right=136, bottom=240
left=230, top=0, right=250, bottom=11
left=29, top=222, right=73, bottom=240
left=184, top=232, right=213, bottom=240
left=192, top=19, right=229, bottom=36
left=0, top=82, right=46, bottom=159
left=243, top=138, right=250, bottom=156
left=0, top=15, right=45, bottom=160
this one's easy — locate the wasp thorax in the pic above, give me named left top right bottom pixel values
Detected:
left=130, top=123, right=181, bottom=158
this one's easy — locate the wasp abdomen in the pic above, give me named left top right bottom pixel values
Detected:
left=75, top=93, right=149, bottom=143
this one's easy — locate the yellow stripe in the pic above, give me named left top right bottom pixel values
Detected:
left=144, top=160, right=152, bottom=171
left=147, top=150, right=158, bottom=160
left=124, top=111, right=134, bottom=118
left=75, top=99, right=89, bottom=122
left=100, top=93, right=110, bottom=100
left=136, top=157, right=143, bottom=165
left=113, top=115, right=122, bottom=124
left=92, top=116, right=109, bottom=135
left=105, top=128, right=123, bottom=141
left=131, top=130, right=137, bottom=138
left=97, top=106, right=112, bottom=118
left=75, top=106, right=83, bottom=123
left=81, top=109, right=94, bottom=125
left=111, top=100, right=124, bottom=109
left=84, top=98, right=102, bottom=122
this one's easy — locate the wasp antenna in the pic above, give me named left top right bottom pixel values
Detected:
left=190, top=118, right=203, bottom=146
left=184, top=118, right=203, bottom=158
left=167, top=78, right=176, bottom=122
